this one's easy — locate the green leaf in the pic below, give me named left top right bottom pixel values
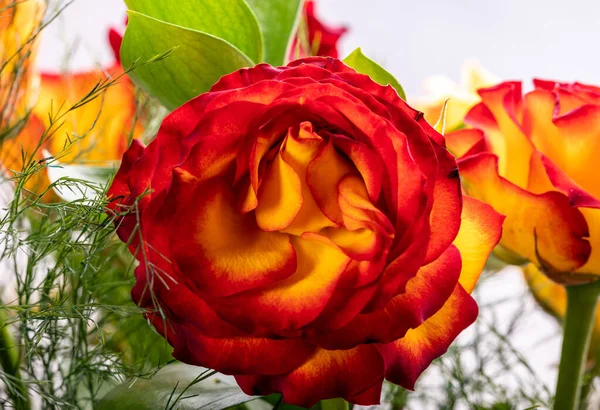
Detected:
left=260, top=395, right=349, bottom=410
left=343, top=48, right=406, bottom=100
left=96, top=363, right=257, bottom=410
left=122, top=11, right=253, bottom=110
left=244, top=0, right=304, bottom=65
left=317, top=399, right=349, bottom=410
left=125, top=0, right=263, bottom=63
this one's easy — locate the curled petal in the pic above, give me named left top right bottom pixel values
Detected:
left=459, top=153, right=591, bottom=278
left=307, top=138, right=356, bottom=225
left=255, top=149, right=303, bottom=231
left=540, top=155, right=600, bottom=209
left=279, top=123, right=338, bottom=235
left=169, top=176, right=297, bottom=297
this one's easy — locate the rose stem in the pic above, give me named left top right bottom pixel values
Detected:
left=554, top=281, right=600, bottom=410
left=0, top=306, right=30, bottom=410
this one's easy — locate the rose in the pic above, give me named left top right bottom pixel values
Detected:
left=410, top=60, right=500, bottom=132
left=0, top=24, right=142, bottom=201
left=108, top=57, right=503, bottom=406
left=447, top=80, right=600, bottom=284
left=290, top=0, right=348, bottom=59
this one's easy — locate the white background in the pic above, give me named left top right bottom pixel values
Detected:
left=38, top=0, right=592, bottom=404
left=38, top=0, right=600, bottom=96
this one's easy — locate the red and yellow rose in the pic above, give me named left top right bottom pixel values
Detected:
left=109, top=57, right=503, bottom=406
left=447, top=80, right=600, bottom=284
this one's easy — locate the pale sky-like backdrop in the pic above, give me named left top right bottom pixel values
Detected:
left=38, top=0, right=600, bottom=96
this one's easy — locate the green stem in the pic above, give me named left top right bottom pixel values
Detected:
left=554, top=281, right=600, bottom=410
left=0, top=307, right=30, bottom=410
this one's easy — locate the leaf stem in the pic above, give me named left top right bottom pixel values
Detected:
left=554, top=281, right=600, bottom=410
left=0, top=307, right=30, bottom=410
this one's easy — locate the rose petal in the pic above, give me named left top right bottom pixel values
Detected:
left=255, top=148, right=303, bottom=231
left=459, top=153, right=591, bottom=276
left=208, top=233, right=351, bottom=333
left=469, top=83, right=534, bottom=187
left=169, top=176, right=297, bottom=297
left=314, top=245, right=462, bottom=349
left=445, top=128, right=488, bottom=158
left=452, top=195, right=504, bottom=293
left=235, top=346, right=384, bottom=408
left=377, top=284, right=477, bottom=389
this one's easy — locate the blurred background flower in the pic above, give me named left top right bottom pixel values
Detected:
left=291, top=0, right=348, bottom=59
left=0, top=0, right=45, bottom=131
left=1, top=10, right=146, bottom=202
left=410, top=60, right=499, bottom=132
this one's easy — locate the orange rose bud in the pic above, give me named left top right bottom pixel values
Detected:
left=447, top=80, right=600, bottom=284
left=108, top=57, right=503, bottom=406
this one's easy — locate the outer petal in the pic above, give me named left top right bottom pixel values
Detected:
left=313, top=245, right=462, bottom=349
left=168, top=318, right=316, bottom=376
left=452, top=195, right=505, bottom=293
left=107, top=139, right=146, bottom=244
left=235, top=346, right=384, bottom=407
left=423, top=144, right=462, bottom=264
left=377, top=284, right=478, bottom=389
left=459, top=153, right=591, bottom=279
